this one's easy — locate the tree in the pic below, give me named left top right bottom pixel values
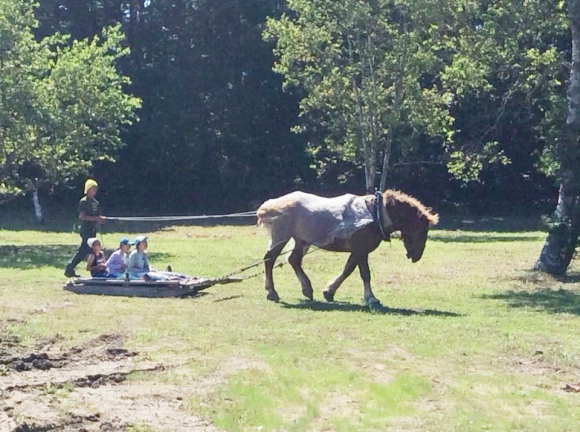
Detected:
left=535, top=0, right=580, bottom=275
left=440, top=0, right=568, bottom=185
left=432, top=0, right=578, bottom=274
left=0, top=0, right=140, bottom=201
left=264, top=0, right=454, bottom=192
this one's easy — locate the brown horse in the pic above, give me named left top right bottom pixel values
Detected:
left=257, top=190, right=439, bottom=305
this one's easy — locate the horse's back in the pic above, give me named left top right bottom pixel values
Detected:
left=257, top=191, right=354, bottom=223
left=257, top=192, right=303, bottom=227
left=257, top=191, right=374, bottom=247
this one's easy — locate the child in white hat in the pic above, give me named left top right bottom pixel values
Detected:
left=86, top=238, right=108, bottom=278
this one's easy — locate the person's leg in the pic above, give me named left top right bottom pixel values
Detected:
left=64, top=236, right=91, bottom=276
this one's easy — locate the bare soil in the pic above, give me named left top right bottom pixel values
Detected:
left=0, top=331, right=216, bottom=432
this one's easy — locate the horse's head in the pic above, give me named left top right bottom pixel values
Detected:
left=401, top=216, right=431, bottom=263
left=384, top=190, right=439, bottom=263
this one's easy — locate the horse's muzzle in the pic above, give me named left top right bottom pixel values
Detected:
left=407, top=253, right=421, bottom=263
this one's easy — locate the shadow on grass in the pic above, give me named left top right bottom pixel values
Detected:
left=213, top=295, right=243, bottom=303
left=482, top=288, right=580, bottom=315
left=436, top=215, right=543, bottom=233
left=0, top=245, right=173, bottom=270
left=279, top=300, right=461, bottom=317
left=429, top=234, right=543, bottom=243
left=511, top=270, right=580, bottom=285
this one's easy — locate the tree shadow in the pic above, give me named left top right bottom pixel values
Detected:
left=279, top=300, right=461, bottom=317
left=436, top=215, right=543, bottom=233
left=511, top=270, right=580, bottom=285
left=0, top=245, right=173, bottom=270
left=564, top=274, right=580, bottom=284
left=482, top=289, right=580, bottom=315
left=429, top=234, right=543, bottom=243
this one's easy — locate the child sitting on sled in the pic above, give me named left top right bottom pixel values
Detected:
left=86, top=238, right=108, bottom=278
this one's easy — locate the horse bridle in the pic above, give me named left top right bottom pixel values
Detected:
left=374, top=190, right=394, bottom=242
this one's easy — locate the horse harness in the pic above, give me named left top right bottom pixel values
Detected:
left=374, top=190, right=394, bottom=242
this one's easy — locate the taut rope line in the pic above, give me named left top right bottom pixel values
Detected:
left=105, top=211, right=257, bottom=222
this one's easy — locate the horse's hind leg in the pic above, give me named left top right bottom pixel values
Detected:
left=288, top=240, right=313, bottom=300
left=323, top=253, right=358, bottom=302
left=264, top=239, right=289, bottom=302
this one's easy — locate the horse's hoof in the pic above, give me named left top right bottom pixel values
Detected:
left=266, top=290, right=280, bottom=302
left=323, top=290, right=334, bottom=302
left=365, top=297, right=382, bottom=307
left=302, top=288, right=313, bottom=300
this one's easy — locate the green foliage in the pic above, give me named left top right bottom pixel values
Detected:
left=0, top=0, right=140, bottom=197
left=264, top=0, right=572, bottom=189
left=441, top=0, right=568, bottom=181
left=16, top=0, right=577, bottom=211
left=265, top=0, right=455, bottom=190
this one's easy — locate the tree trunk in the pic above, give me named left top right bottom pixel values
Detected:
left=534, top=173, right=579, bottom=275
left=29, top=183, right=45, bottom=224
left=363, top=136, right=376, bottom=193
left=379, top=131, right=392, bottom=191
left=535, top=1, right=580, bottom=275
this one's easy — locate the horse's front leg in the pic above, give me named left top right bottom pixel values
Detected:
left=288, top=240, right=313, bottom=300
left=323, top=253, right=358, bottom=302
left=263, top=240, right=288, bottom=302
left=358, top=255, right=381, bottom=306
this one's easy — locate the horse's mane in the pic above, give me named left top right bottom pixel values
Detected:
left=384, top=189, right=439, bottom=225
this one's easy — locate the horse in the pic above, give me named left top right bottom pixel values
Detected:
left=256, top=189, right=439, bottom=305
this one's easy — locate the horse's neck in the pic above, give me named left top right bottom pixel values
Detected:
left=381, top=200, right=396, bottom=232
left=384, top=197, right=410, bottom=231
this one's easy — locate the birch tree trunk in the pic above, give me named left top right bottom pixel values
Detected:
left=534, top=0, right=580, bottom=275
left=28, top=180, right=44, bottom=224
left=379, top=131, right=392, bottom=191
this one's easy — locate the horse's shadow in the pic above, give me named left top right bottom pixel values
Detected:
left=279, top=300, right=461, bottom=317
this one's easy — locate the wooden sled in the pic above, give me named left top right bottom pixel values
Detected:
left=63, top=276, right=242, bottom=298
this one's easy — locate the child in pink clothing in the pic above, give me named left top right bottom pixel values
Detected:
left=105, top=238, right=134, bottom=278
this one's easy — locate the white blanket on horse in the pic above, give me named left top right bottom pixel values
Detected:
left=259, top=191, right=375, bottom=247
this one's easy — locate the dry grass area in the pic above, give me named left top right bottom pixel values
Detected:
left=0, top=217, right=579, bottom=431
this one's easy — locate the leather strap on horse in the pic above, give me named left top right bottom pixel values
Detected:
left=374, top=190, right=393, bottom=242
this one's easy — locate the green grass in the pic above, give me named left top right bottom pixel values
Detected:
left=1, top=219, right=579, bottom=431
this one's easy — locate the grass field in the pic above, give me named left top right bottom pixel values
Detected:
left=0, top=214, right=579, bottom=431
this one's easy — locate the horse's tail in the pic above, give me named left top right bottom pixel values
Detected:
left=256, top=205, right=285, bottom=228
left=256, top=197, right=296, bottom=228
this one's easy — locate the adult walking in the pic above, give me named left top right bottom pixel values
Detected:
left=64, top=179, right=106, bottom=277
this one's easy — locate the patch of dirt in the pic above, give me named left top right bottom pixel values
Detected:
left=510, top=357, right=564, bottom=377
left=308, top=392, right=360, bottom=430
left=563, top=383, right=580, bottom=393
left=346, top=345, right=411, bottom=384
left=0, top=333, right=217, bottom=432
left=31, top=302, right=76, bottom=316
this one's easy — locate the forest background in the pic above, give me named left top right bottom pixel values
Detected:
left=0, top=0, right=574, bottom=218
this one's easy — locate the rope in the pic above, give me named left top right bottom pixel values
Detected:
left=217, top=241, right=322, bottom=282
left=103, top=200, right=386, bottom=285
left=105, top=211, right=256, bottom=222
left=229, top=245, right=322, bottom=281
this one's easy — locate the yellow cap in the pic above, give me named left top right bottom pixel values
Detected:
left=84, top=179, right=98, bottom=194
